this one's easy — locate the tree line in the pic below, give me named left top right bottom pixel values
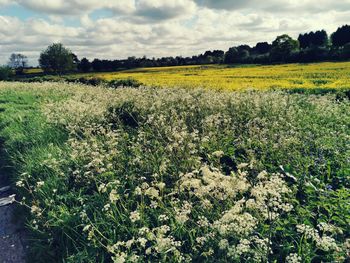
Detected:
left=2, top=24, right=350, bottom=77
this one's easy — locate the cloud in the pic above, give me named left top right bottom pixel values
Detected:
left=135, top=0, right=196, bottom=21
left=0, top=15, right=82, bottom=64
left=7, top=0, right=197, bottom=24
left=0, top=0, right=10, bottom=5
left=194, top=0, right=250, bottom=10
left=14, top=0, right=136, bottom=15
left=1, top=1, right=350, bottom=66
left=194, top=0, right=350, bottom=13
left=12, top=0, right=196, bottom=21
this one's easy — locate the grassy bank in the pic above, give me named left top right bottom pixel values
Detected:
left=0, top=82, right=349, bottom=262
left=0, top=83, right=69, bottom=261
left=0, top=86, right=65, bottom=181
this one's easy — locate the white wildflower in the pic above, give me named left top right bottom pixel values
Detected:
left=130, top=211, right=141, bottom=222
left=98, top=183, right=107, bottom=193
left=145, top=187, right=159, bottom=199
left=36, top=181, right=44, bottom=187
left=212, top=150, right=224, bottom=158
left=237, top=163, right=249, bottom=169
left=158, top=214, right=169, bottom=222
left=16, top=180, right=25, bottom=187
left=218, top=239, right=229, bottom=250
left=286, top=253, right=302, bottom=263
left=109, top=189, right=119, bottom=203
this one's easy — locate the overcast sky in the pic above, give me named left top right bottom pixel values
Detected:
left=0, top=0, right=349, bottom=65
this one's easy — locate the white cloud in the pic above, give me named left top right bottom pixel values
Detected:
left=0, top=1, right=349, bottom=66
left=135, top=0, right=196, bottom=21
left=194, top=0, right=250, bottom=10
left=194, top=0, right=350, bottom=13
left=0, top=0, right=10, bottom=5
left=12, top=0, right=195, bottom=21
left=15, top=0, right=136, bottom=15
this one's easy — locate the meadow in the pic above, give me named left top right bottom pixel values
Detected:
left=78, top=62, right=350, bottom=91
left=0, top=77, right=349, bottom=262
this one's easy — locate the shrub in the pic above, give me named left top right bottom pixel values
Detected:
left=0, top=66, right=14, bottom=80
left=109, top=78, right=142, bottom=88
left=74, top=77, right=105, bottom=86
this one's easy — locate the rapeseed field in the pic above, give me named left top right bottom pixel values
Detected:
left=79, top=62, right=350, bottom=90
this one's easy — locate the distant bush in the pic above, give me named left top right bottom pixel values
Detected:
left=16, top=75, right=143, bottom=88
left=285, top=87, right=350, bottom=100
left=68, top=77, right=105, bottom=86
left=70, top=77, right=142, bottom=88
left=0, top=66, right=14, bottom=80
left=109, top=78, right=142, bottom=88
left=336, top=89, right=350, bottom=101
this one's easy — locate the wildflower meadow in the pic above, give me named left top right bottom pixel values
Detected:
left=0, top=82, right=349, bottom=262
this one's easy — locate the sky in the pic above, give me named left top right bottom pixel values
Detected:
left=0, top=0, right=349, bottom=66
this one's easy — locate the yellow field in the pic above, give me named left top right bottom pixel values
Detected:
left=23, top=68, right=43, bottom=74
left=78, top=62, right=350, bottom=90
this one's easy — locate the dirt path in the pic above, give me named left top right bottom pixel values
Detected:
left=0, top=185, right=27, bottom=263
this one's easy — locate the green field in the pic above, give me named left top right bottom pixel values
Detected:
left=0, top=79, right=349, bottom=262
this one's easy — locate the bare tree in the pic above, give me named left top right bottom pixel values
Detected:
left=8, top=53, right=28, bottom=74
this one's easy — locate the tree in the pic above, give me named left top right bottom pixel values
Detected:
left=236, top=45, right=251, bottom=52
left=203, top=50, right=224, bottom=63
left=71, top=53, right=80, bottom=70
left=224, top=46, right=252, bottom=64
left=313, top=30, right=328, bottom=47
left=298, top=46, right=329, bottom=62
left=78, top=58, right=91, bottom=72
left=298, top=33, right=309, bottom=49
left=8, top=53, right=28, bottom=74
left=270, top=34, right=299, bottom=62
left=238, top=49, right=250, bottom=62
left=39, top=43, right=75, bottom=75
left=341, top=43, right=350, bottom=59
left=254, top=42, right=271, bottom=54
left=125, top=56, right=137, bottom=69
left=298, top=30, right=328, bottom=49
left=331, top=25, right=350, bottom=47
left=224, top=47, right=239, bottom=63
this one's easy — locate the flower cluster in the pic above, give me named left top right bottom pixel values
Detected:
left=297, top=224, right=339, bottom=252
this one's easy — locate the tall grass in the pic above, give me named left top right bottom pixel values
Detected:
left=0, top=82, right=349, bottom=262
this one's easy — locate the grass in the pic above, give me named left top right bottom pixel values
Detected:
left=0, top=83, right=72, bottom=262
left=76, top=62, right=350, bottom=91
left=0, top=81, right=349, bottom=262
